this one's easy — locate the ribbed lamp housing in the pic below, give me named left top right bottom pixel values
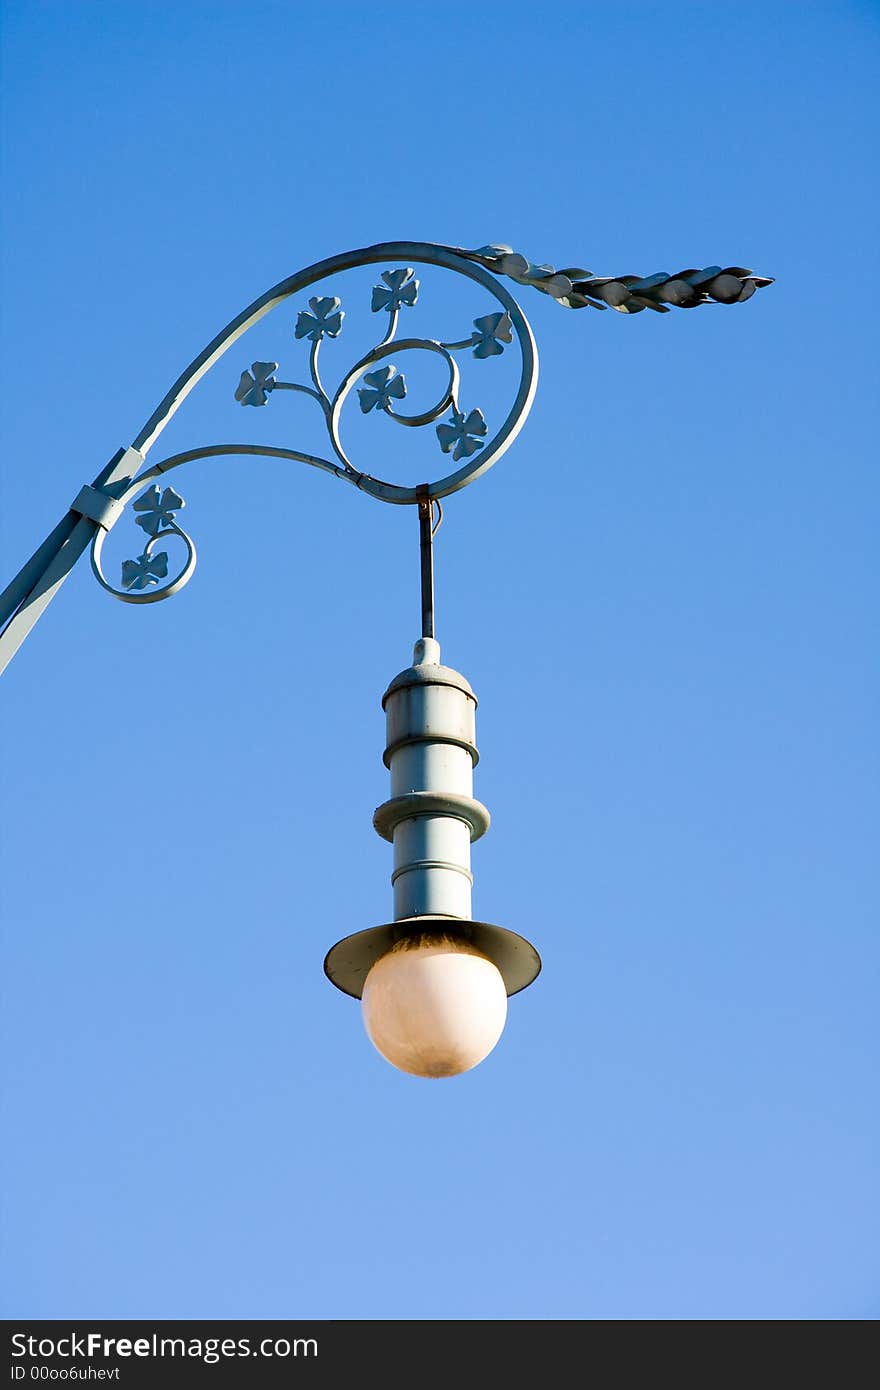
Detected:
left=372, top=636, right=490, bottom=921
left=323, top=639, right=540, bottom=1002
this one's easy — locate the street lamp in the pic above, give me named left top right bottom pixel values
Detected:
left=0, top=240, right=772, bottom=1077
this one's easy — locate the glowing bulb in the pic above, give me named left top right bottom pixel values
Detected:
left=362, top=933, right=508, bottom=1078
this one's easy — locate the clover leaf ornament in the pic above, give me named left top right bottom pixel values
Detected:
left=357, top=366, right=408, bottom=414
left=235, top=361, right=278, bottom=407
left=470, top=312, right=513, bottom=358
left=121, top=549, right=170, bottom=591
left=371, top=267, right=419, bottom=314
left=436, top=407, right=488, bottom=461
left=294, top=296, right=344, bottom=342
left=132, top=485, right=184, bottom=537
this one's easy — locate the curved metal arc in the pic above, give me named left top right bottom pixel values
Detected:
left=432, top=300, right=537, bottom=500
left=91, top=522, right=196, bottom=605
left=129, top=242, right=538, bottom=504
left=139, top=442, right=355, bottom=487
left=376, top=307, right=399, bottom=349
left=88, top=442, right=360, bottom=604
left=330, top=339, right=460, bottom=443
left=271, top=380, right=326, bottom=409
left=308, top=337, right=330, bottom=409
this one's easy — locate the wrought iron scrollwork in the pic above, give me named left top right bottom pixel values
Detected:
left=91, top=482, right=196, bottom=604
left=79, top=239, right=771, bottom=608
left=0, top=238, right=774, bottom=677
left=231, top=257, right=534, bottom=504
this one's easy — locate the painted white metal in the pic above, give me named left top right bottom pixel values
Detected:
left=374, top=637, right=491, bottom=921
left=326, top=633, right=540, bottom=1001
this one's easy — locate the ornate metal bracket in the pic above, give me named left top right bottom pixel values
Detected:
left=0, top=240, right=772, bottom=667
left=85, top=242, right=541, bottom=604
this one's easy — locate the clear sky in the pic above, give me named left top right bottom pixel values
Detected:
left=1, top=0, right=877, bottom=1321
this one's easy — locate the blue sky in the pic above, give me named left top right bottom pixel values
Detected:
left=1, top=0, right=877, bottom=1320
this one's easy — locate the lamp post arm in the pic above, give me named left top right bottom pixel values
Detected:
left=0, top=239, right=772, bottom=677
left=0, top=446, right=144, bottom=675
